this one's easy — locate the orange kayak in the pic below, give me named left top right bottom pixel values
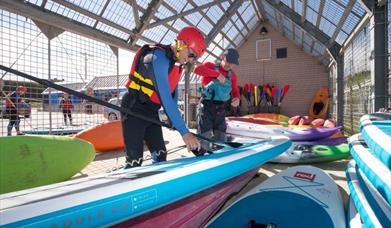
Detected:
left=74, top=120, right=123, bottom=152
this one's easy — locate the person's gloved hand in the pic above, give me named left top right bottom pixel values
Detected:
left=231, top=97, right=240, bottom=107
left=182, top=132, right=201, bottom=152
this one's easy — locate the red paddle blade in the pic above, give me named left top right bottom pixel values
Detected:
left=283, top=85, right=290, bottom=95
left=271, top=87, right=276, bottom=97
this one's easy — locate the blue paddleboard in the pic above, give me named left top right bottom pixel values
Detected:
left=207, top=165, right=346, bottom=228
left=347, top=196, right=362, bottom=228
left=348, top=134, right=391, bottom=204
left=0, top=136, right=291, bottom=227
left=346, top=160, right=391, bottom=227
left=360, top=113, right=391, bottom=169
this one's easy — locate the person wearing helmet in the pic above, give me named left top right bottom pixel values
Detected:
left=121, top=26, right=206, bottom=168
left=5, top=85, right=27, bottom=136
left=194, top=48, right=240, bottom=153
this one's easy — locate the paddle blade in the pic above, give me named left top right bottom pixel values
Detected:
left=271, top=87, right=276, bottom=97
left=193, top=133, right=243, bottom=148
left=283, top=85, right=290, bottom=95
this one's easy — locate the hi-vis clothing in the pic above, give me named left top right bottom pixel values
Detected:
left=123, top=44, right=187, bottom=135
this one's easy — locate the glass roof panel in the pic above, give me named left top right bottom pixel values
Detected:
left=197, top=17, right=213, bottom=35
left=313, top=42, right=325, bottom=55
left=305, top=7, right=318, bottom=25
left=338, top=0, right=349, bottom=7
left=165, top=0, right=188, bottom=13
left=319, top=17, right=336, bottom=36
left=282, top=16, right=292, bottom=32
left=336, top=31, right=348, bottom=44
left=294, top=0, right=303, bottom=15
left=323, top=0, right=344, bottom=25
left=303, top=33, right=313, bottom=46
left=281, top=0, right=292, bottom=8
left=220, top=1, right=229, bottom=11
left=285, top=29, right=294, bottom=40
left=102, top=0, right=135, bottom=30
left=352, top=1, right=367, bottom=17
left=204, top=5, right=224, bottom=24
left=136, top=0, right=152, bottom=10
left=172, top=18, right=189, bottom=31
left=248, top=16, right=258, bottom=30
left=142, top=25, right=168, bottom=43
left=307, top=0, right=320, bottom=12
left=232, top=14, right=246, bottom=33
left=303, top=42, right=311, bottom=53
left=184, top=12, right=203, bottom=26
left=45, top=1, right=96, bottom=26
left=156, top=5, right=174, bottom=19
left=160, top=29, right=177, bottom=44
left=66, top=0, right=106, bottom=15
left=342, top=13, right=360, bottom=34
left=233, top=34, right=244, bottom=46
left=95, top=22, right=128, bottom=40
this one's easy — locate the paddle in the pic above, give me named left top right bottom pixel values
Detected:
left=0, top=65, right=243, bottom=148
left=280, top=85, right=290, bottom=102
left=271, top=86, right=276, bottom=106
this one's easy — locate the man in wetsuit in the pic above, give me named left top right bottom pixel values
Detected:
left=194, top=48, right=240, bottom=151
left=121, top=26, right=206, bottom=168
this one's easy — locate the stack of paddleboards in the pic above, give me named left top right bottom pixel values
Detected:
left=207, top=165, right=346, bottom=228
left=227, top=116, right=349, bottom=164
left=0, top=136, right=291, bottom=227
left=346, top=113, right=391, bottom=227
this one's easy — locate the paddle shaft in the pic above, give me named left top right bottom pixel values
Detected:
left=0, top=65, right=242, bottom=148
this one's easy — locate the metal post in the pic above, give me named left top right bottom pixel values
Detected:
left=336, top=54, right=344, bottom=126
left=48, top=39, right=52, bottom=133
left=370, top=4, right=388, bottom=111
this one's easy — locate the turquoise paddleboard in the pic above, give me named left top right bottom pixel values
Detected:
left=360, top=113, right=391, bottom=169
left=207, top=165, right=346, bottom=228
left=346, top=160, right=391, bottom=227
left=347, top=196, right=363, bottom=228
left=349, top=134, right=391, bottom=204
left=0, top=137, right=291, bottom=227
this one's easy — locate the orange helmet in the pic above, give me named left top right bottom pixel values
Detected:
left=16, top=85, right=27, bottom=93
left=177, top=26, right=206, bottom=57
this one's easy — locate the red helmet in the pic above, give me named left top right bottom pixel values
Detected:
left=16, top=85, right=27, bottom=93
left=177, top=26, right=206, bottom=57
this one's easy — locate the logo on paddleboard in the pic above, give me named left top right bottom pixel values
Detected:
left=294, top=171, right=316, bottom=181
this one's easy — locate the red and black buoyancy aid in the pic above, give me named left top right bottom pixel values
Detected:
left=62, top=99, right=73, bottom=110
left=125, top=44, right=181, bottom=105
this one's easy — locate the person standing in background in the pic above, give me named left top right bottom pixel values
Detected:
left=59, top=93, right=73, bottom=125
left=194, top=48, right=240, bottom=152
left=5, top=85, right=27, bottom=136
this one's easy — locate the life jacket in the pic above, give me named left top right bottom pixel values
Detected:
left=62, top=99, right=73, bottom=110
left=202, top=63, right=232, bottom=101
left=125, top=44, right=181, bottom=106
